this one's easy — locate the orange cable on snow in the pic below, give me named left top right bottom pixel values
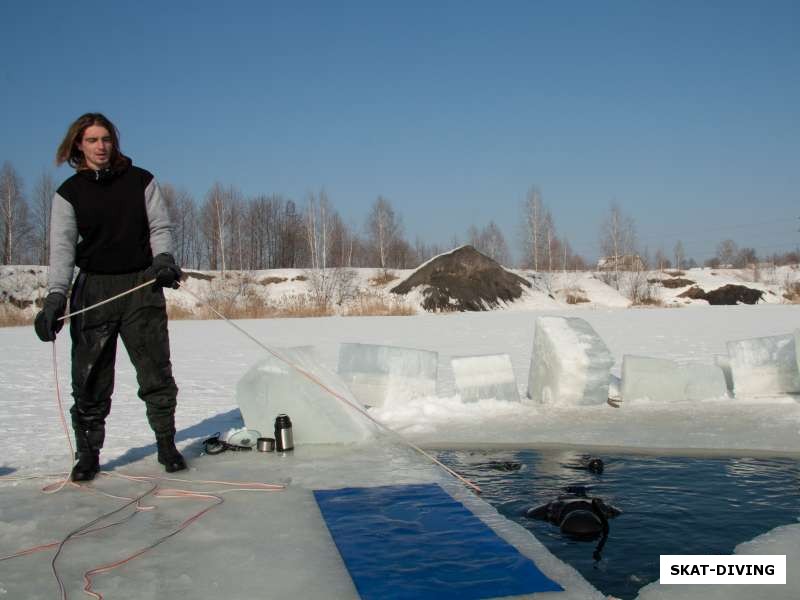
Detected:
left=179, top=285, right=483, bottom=495
left=80, top=488, right=224, bottom=600
left=0, top=279, right=289, bottom=598
left=50, top=479, right=159, bottom=600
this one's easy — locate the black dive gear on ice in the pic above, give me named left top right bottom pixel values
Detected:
left=34, top=292, right=67, bottom=341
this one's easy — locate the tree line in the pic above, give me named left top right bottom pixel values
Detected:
left=0, top=160, right=569, bottom=271
left=1, top=160, right=797, bottom=272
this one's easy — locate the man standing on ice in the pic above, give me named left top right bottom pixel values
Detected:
left=33, top=112, right=186, bottom=481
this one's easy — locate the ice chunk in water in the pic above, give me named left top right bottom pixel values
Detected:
left=622, top=355, right=729, bottom=402
left=527, top=316, right=614, bottom=406
left=451, top=354, right=520, bottom=403
left=236, top=347, right=377, bottom=444
left=337, top=343, right=438, bottom=408
left=727, top=333, right=800, bottom=397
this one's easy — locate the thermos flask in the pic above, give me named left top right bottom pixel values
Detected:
left=274, top=414, right=294, bottom=451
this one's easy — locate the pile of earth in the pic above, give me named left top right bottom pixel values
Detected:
left=391, top=245, right=531, bottom=311
left=659, top=277, right=695, bottom=289
left=678, top=284, right=765, bottom=305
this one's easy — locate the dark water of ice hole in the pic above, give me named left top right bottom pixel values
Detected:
left=435, top=448, right=800, bottom=600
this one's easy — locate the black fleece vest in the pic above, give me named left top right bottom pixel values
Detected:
left=57, top=164, right=154, bottom=274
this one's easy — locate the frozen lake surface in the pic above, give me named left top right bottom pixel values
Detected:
left=1, top=305, right=799, bottom=598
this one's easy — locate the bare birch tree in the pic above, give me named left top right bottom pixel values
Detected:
left=599, top=202, right=637, bottom=288
left=160, top=183, right=198, bottom=268
left=0, top=162, right=31, bottom=264
left=673, top=240, right=685, bottom=271
left=366, top=196, right=403, bottom=269
left=521, top=186, right=544, bottom=271
left=32, top=170, right=56, bottom=264
left=469, top=221, right=511, bottom=265
left=716, top=239, right=738, bottom=267
left=201, top=183, right=231, bottom=272
left=654, top=248, right=670, bottom=271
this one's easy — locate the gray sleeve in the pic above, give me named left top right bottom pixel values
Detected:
left=145, top=178, right=175, bottom=259
left=48, top=192, right=77, bottom=297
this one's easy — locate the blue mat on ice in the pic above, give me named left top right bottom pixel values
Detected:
left=314, top=483, right=563, bottom=600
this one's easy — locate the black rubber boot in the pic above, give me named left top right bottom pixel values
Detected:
left=71, top=427, right=104, bottom=482
left=156, top=435, right=187, bottom=473
left=71, top=452, right=100, bottom=482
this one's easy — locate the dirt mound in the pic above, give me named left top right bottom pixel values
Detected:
left=660, top=277, right=695, bottom=289
left=678, top=284, right=764, bottom=305
left=705, top=284, right=764, bottom=305
left=678, top=286, right=707, bottom=300
left=391, top=246, right=531, bottom=311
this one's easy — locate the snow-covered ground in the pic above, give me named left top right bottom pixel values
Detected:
left=1, top=270, right=799, bottom=598
left=3, top=263, right=799, bottom=318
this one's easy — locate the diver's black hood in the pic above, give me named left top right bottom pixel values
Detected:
left=560, top=509, right=603, bottom=538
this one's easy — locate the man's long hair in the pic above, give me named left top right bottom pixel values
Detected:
left=56, top=112, right=128, bottom=171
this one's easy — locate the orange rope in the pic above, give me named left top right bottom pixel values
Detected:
left=80, top=487, right=223, bottom=600
left=77, top=475, right=284, bottom=599
left=41, top=341, right=74, bottom=494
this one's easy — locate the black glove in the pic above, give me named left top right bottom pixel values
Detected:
left=146, top=253, right=183, bottom=289
left=34, top=292, right=67, bottom=342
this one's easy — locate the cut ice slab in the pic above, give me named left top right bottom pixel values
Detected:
left=451, top=353, right=520, bottom=403
left=796, top=329, right=800, bottom=373
left=621, top=355, right=729, bottom=403
left=337, top=342, right=437, bottom=408
left=727, top=333, right=800, bottom=397
left=528, top=316, right=614, bottom=406
left=236, top=347, right=377, bottom=444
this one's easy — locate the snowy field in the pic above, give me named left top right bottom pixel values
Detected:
left=2, top=304, right=799, bottom=474
left=1, top=291, right=799, bottom=597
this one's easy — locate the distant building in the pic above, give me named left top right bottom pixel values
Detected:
left=597, top=254, right=645, bottom=271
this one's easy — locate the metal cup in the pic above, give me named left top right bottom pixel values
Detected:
left=257, top=437, right=275, bottom=452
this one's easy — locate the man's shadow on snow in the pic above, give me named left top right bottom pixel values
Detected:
left=0, top=466, right=16, bottom=476
left=102, top=408, right=244, bottom=471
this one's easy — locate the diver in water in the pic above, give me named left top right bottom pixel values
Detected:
left=585, top=457, right=604, bottom=474
left=563, top=455, right=605, bottom=474
left=525, top=486, right=621, bottom=559
left=526, top=485, right=620, bottom=535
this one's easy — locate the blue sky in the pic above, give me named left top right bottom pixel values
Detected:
left=2, top=1, right=798, bottom=263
